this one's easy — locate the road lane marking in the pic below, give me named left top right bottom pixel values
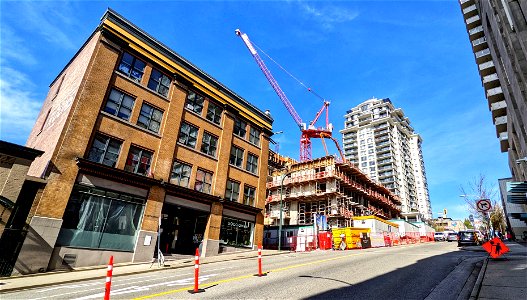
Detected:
left=133, top=251, right=371, bottom=299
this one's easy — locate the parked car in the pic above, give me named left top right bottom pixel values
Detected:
left=458, top=230, right=479, bottom=246
left=446, top=232, right=458, bottom=242
left=434, top=232, right=445, bottom=241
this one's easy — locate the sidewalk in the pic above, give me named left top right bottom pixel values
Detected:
left=0, top=249, right=289, bottom=293
left=470, top=241, right=527, bottom=299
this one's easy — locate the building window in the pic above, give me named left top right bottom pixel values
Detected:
left=246, top=153, right=258, bottom=174
left=369, top=161, right=376, bottom=166
left=104, top=89, right=135, bottom=121
left=87, top=134, right=122, bottom=167
left=225, top=180, right=240, bottom=202
left=147, top=68, right=170, bottom=97
left=195, top=169, right=213, bottom=194
left=137, top=103, right=163, bottom=133
left=185, top=90, right=204, bottom=115
left=249, top=127, right=260, bottom=146
left=361, top=162, right=367, bottom=167
left=178, top=122, right=199, bottom=148
left=124, top=146, right=153, bottom=176
left=230, top=146, right=244, bottom=167
left=57, top=185, right=145, bottom=251
left=206, top=102, right=223, bottom=125
left=118, top=52, right=146, bottom=82
left=243, top=185, right=256, bottom=206
left=170, top=161, right=191, bottom=187
left=219, top=216, right=254, bottom=248
left=201, top=132, right=218, bottom=157
left=233, top=118, right=247, bottom=138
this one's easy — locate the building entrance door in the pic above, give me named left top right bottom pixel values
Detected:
left=160, top=204, right=208, bottom=255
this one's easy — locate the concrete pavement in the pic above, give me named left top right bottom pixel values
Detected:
left=469, top=241, right=527, bottom=300
left=1, top=242, right=525, bottom=299
left=0, top=249, right=288, bottom=293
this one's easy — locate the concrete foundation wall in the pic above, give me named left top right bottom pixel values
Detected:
left=14, top=216, right=63, bottom=274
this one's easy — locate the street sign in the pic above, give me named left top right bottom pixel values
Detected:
left=469, top=214, right=474, bottom=222
left=482, top=237, right=509, bottom=259
left=476, top=199, right=492, bottom=212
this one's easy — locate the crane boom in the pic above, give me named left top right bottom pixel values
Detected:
left=235, top=29, right=304, bottom=128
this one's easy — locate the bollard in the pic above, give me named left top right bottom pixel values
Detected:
left=104, top=255, right=113, bottom=300
left=254, top=244, right=267, bottom=277
left=188, top=248, right=205, bottom=294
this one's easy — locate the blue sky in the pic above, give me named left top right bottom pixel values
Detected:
left=0, top=1, right=510, bottom=221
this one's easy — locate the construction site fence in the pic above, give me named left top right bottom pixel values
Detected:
left=263, top=231, right=434, bottom=252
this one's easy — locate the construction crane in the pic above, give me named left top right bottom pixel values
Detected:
left=235, top=29, right=345, bottom=162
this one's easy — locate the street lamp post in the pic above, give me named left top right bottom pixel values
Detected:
left=278, top=169, right=292, bottom=251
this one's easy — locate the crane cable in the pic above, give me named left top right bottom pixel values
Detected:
left=252, top=42, right=326, bottom=102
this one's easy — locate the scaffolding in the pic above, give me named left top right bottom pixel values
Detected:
left=266, top=156, right=401, bottom=226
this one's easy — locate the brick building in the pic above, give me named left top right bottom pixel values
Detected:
left=17, top=9, right=273, bottom=274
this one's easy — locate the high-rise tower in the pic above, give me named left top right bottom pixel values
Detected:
left=340, top=98, right=432, bottom=220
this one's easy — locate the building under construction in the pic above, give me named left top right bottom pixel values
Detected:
left=266, top=155, right=401, bottom=228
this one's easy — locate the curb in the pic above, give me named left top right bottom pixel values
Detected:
left=469, top=257, right=488, bottom=300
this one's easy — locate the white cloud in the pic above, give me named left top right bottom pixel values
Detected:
left=19, top=1, right=77, bottom=50
left=296, top=1, right=359, bottom=30
left=0, top=26, right=38, bottom=66
left=0, top=67, right=42, bottom=143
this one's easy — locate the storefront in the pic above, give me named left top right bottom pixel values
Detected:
left=161, top=195, right=210, bottom=255
left=219, top=209, right=256, bottom=252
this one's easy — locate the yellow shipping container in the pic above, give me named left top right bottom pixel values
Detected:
left=332, top=227, right=371, bottom=250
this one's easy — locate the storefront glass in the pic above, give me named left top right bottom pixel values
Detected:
left=57, top=185, right=145, bottom=251
left=219, top=216, right=254, bottom=248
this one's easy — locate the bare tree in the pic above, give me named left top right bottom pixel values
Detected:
left=459, top=174, right=499, bottom=233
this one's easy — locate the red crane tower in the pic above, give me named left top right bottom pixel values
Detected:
left=235, top=29, right=345, bottom=162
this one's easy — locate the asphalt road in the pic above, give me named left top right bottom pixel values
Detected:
left=1, top=242, right=486, bottom=300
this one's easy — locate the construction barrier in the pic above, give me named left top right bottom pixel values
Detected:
left=289, top=235, right=317, bottom=252
left=104, top=255, right=113, bottom=300
left=188, top=248, right=205, bottom=294
left=331, top=227, right=371, bottom=250
left=318, top=231, right=332, bottom=250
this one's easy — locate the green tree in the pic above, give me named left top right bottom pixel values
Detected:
left=490, top=204, right=506, bottom=233
left=463, top=218, right=474, bottom=229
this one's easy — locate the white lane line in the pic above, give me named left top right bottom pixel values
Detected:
left=72, top=274, right=217, bottom=300
left=28, top=266, right=233, bottom=299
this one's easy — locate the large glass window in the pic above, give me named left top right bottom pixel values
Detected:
left=137, top=103, right=163, bottom=133
left=230, top=146, right=244, bottom=167
left=124, top=146, right=153, bottom=176
left=178, top=122, right=199, bottom=148
left=219, top=216, right=254, bottom=248
left=249, top=127, right=260, bottom=146
left=243, top=185, right=256, bottom=206
left=147, top=68, right=171, bottom=97
left=200, top=132, right=218, bottom=157
left=206, top=102, right=223, bottom=125
left=185, top=90, right=204, bottom=115
left=87, top=134, right=122, bottom=167
left=118, top=52, right=146, bottom=83
left=57, top=185, right=145, bottom=251
left=195, top=169, right=213, bottom=194
left=233, top=118, right=246, bottom=138
left=225, top=180, right=240, bottom=202
left=246, top=153, right=258, bottom=174
left=104, top=89, right=135, bottom=121
left=170, top=161, right=191, bottom=187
